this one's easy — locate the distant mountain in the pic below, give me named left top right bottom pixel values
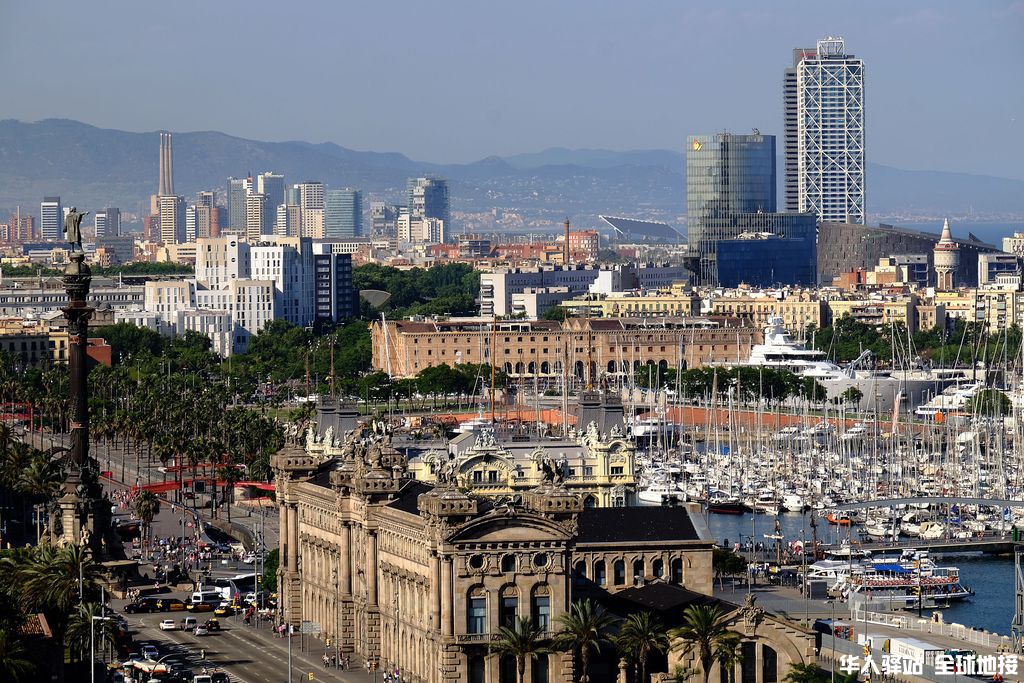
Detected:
left=0, top=119, right=1020, bottom=223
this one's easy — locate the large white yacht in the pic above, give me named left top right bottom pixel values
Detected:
left=734, top=318, right=966, bottom=412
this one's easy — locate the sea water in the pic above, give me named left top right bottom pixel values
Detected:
left=703, top=511, right=1015, bottom=636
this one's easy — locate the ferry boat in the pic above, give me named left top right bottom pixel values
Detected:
left=845, top=563, right=973, bottom=609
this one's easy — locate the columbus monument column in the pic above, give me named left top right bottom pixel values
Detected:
left=56, top=208, right=109, bottom=553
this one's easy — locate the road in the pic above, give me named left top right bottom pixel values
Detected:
left=123, top=605, right=370, bottom=683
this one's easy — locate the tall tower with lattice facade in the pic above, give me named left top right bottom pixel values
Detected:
left=789, top=37, right=865, bottom=224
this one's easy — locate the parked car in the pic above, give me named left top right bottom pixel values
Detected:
left=159, top=619, right=177, bottom=630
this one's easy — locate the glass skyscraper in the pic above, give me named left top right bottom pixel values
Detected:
left=785, top=36, right=865, bottom=224
left=686, top=132, right=816, bottom=286
left=324, top=188, right=363, bottom=238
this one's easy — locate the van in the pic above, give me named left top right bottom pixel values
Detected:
left=191, top=589, right=222, bottom=605
left=181, top=616, right=198, bottom=631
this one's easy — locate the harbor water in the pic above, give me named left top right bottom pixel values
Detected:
left=703, top=510, right=1016, bottom=636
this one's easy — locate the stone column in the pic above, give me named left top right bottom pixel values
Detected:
left=440, top=556, right=453, bottom=637
left=367, top=531, right=378, bottom=607
left=340, top=523, right=352, bottom=595
left=430, top=553, right=441, bottom=631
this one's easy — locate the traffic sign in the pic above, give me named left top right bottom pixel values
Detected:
left=300, top=621, right=321, bottom=634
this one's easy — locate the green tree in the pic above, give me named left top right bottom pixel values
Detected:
left=969, top=388, right=1011, bottom=416
left=133, top=490, right=161, bottom=553
left=553, top=599, right=618, bottom=683
left=262, top=548, right=280, bottom=590
left=669, top=604, right=742, bottom=683
left=614, top=612, right=669, bottom=683
left=65, top=602, right=117, bottom=662
left=0, top=629, right=34, bottom=682
left=492, top=616, right=549, bottom=683
left=712, top=549, right=748, bottom=590
left=541, top=306, right=567, bottom=322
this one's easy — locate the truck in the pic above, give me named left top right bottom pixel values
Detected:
left=887, top=636, right=946, bottom=669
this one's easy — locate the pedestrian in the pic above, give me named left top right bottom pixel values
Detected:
left=323, top=654, right=329, bottom=668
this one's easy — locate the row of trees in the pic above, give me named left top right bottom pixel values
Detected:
left=0, top=261, right=194, bottom=278
left=353, top=262, right=479, bottom=318
left=634, top=366, right=830, bottom=403
left=493, top=599, right=740, bottom=683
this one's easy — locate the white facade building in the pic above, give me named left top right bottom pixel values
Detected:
left=791, top=37, right=865, bottom=224
left=250, top=236, right=315, bottom=327
left=195, top=237, right=251, bottom=288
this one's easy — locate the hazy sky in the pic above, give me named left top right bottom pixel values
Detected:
left=2, top=1, right=1022, bottom=178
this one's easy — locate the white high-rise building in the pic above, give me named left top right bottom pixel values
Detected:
left=246, top=193, right=269, bottom=240
left=41, top=196, right=62, bottom=240
left=787, top=36, right=865, bottom=224
left=158, top=195, right=186, bottom=244
left=250, top=236, right=315, bottom=326
left=295, top=181, right=324, bottom=210
left=195, top=236, right=251, bottom=288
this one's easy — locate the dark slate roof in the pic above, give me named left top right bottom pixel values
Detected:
left=387, top=479, right=435, bottom=515
left=576, top=506, right=702, bottom=544
left=600, top=583, right=737, bottom=622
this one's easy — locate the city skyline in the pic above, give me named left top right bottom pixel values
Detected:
left=1, top=2, right=1021, bottom=179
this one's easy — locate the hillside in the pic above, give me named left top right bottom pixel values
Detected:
left=0, top=119, right=1020, bottom=223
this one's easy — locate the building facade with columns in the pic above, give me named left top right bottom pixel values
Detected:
left=272, top=423, right=716, bottom=683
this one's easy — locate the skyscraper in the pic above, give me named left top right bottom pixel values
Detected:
left=295, top=181, right=324, bottom=210
left=324, top=188, right=363, bottom=238
left=246, top=193, right=270, bottom=240
left=227, top=176, right=251, bottom=233
left=257, top=172, right=285, bottom=228
left=159, top=132, right=175, bottom=196
left=41, top=196, right=62, bottom=240
left=687, top=133, right=816, bottom=286
left=95, top=207, right=120, bottom=237
left=407, top=177, right=450, bottom=227
left=785, top=36, right=865, bottom=224
left=158, top=195, right=185, bottom=244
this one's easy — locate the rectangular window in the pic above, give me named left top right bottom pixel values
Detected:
left=468, top=597, right=486, bottom=634
left=499, top=596, right=518, bottom=628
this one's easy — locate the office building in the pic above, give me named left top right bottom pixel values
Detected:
left=324, top=188, right=362, bottom=238
left=277, top=204, right=302, bottom=236
left=370, top=201, right=399, bottom=236
left=227, top=176, right=253, bottom=233
left=158, top=131, right=175, bottom=196
left=407, top=176, right=450, bottom=227
left=977, top=252, right=1020, bottom=288
left=257, top=172, right=285, bottom=213
left=295, top=181, right=324, bottom=210
left=158, top=195, right=185, bottom=244
left=246, top=193, right=270, bottom=240
left=311, top=243, right=356, bottom=322
left=251, top=236, right=315, bottom=326
left=94, top=207, right=120, bottom=238
left=301, top=208, right=324, bottom=239
left=40, top=197, right=62, bottom=240
left=6, top=209, right=35, bottom=242
left=786, top=37, right=865, bottom=224
left=687, top=133, right=816, bottom=286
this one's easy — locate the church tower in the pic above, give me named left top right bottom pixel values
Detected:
left=933, top=218, right=959, bottom=290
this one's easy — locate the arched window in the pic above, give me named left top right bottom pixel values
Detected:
left=594, top=560, right=607, bottom=587
left=499, top=587, right=518, bottom=627
left=671, top=558, right=683, bottom=583
left=607, top=360, right=616, bottom=373
left=583, top=495, right=597, bottom=508
left=632, top=558, right=645, bottom=584
left=531, top=585, right=551, bottom=631
left=541, top=361, right=551, bottom=374
left=653, top=558, right=664, bottom=579
left=574, top=561, right=587, bottom=580
left=613, top=560, right=626, bottom=585
left=574, top=361, right=585, bottom=378
left=504, top=362, right=513, bottom=374
left=528, top=361, right=537, bottom=374
left=467, top=588, right=486, bottom=634
left=762, top=644, right=778, bottom=683
left=515, top=361, right=525, bottom=374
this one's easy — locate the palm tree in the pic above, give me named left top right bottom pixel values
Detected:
left=65, top=602, right=117, bottom=662
left=133, top=490, right=161, bottom=555
left=783, top=662, right=858, bottom=683
left=492, top=616, right=549, bottom=683
left=669, top=605, right=742, bottom=683
left=0, top=629, right=34, bottom=682
left=615, top=612, right=669, bottom=683
left=554, top=598, right=618, bottom=683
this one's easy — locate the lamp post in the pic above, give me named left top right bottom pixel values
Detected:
left=90, top=615, right=112, bottom=683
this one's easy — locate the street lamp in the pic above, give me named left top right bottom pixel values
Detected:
left=91, top=615, right=112, bottom=683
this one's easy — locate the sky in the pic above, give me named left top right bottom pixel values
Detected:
left=1, top=1, right=1022, bottom=178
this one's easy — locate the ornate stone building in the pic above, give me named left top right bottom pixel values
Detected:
left=403, top=423, right=637, bottom=508
left=272, top=422, right=716, bottom=683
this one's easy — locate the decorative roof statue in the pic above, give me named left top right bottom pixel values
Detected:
left=323, top=426, right=334, bottom=449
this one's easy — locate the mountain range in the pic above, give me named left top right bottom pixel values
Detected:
left=0, top=119, right=1021, bottom=227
